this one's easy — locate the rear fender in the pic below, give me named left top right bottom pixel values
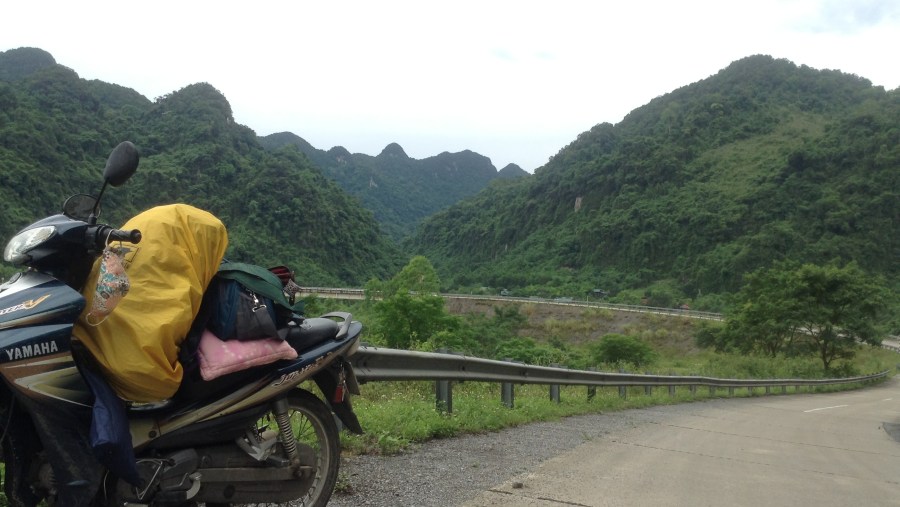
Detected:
left=312, top=360, right=363, bottom=434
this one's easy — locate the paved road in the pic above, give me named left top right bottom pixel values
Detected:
left=463, top=378, right=900, bottom=507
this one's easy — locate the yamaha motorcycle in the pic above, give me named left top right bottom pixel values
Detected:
left=0, top=141, right=363, bottom=506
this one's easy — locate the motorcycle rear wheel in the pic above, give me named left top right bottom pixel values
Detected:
left=210, top=388, right=341, bottom=507
left=100, top=389, right=341, bottom=507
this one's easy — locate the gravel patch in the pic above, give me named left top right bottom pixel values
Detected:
left=327, top=402, right=709, bottom=507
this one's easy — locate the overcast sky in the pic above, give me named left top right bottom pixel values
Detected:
left=2, top=0, right=898, bottom=172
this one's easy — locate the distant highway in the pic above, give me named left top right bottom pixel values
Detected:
left=298, top=287, right=724, bottom=321
left=298, top=287, right=366, bottom=300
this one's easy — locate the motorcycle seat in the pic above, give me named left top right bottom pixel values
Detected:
left=284, top=317, right=339, bottom=352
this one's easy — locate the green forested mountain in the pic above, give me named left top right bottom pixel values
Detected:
left=0, top=47, right=403, bottom=285
left=408, top=55, right=899, bottom=308
left=3, top=48, right=897, bottom=317
left=260, top=132, right=526, bottom=240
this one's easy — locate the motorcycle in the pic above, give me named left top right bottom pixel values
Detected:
left=0, top=141, right=363, bottom=506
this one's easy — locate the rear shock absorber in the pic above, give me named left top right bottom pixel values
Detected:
left=272, top=397, right=299, bottom=463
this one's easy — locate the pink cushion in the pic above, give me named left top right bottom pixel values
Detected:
left=197, top=329, right=298, bottom=381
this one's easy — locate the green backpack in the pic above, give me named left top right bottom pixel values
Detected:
left=207, top=262, right=304, bottom=341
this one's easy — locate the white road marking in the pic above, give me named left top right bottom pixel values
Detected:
left=804, top=404, right=849, bottom=413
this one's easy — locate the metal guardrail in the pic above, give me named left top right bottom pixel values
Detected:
left=351, top=346, right=888, bottom=388
left=349, top=346, right=890, bottom=412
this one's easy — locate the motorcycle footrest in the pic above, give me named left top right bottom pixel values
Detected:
left=265, top=455, right=291, bottom=467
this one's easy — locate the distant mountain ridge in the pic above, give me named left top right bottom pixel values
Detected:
left=260, top=132, right=527, bottom=240
left=0, top=46, right=527, bottom=283
left=408, top=55, right=899, bottom=308
left=0, top=47, right=403, bottom=285
left=3, top=47, right=895, bottom=319
left=0, top=47, right=57, bottom=80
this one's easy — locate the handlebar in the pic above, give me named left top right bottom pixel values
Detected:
left=108, top=228, right=142, bottom=244
left=91, top=225, right=142, bottom=249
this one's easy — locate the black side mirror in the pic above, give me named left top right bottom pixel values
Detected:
left=103, top=141, right=139, bottom=187
left=88, top=141, right=140, bottom=224
left=63, top=194, right=99, bottom=220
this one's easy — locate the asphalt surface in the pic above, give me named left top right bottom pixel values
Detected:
left=330, top=378, right=900, bottom=507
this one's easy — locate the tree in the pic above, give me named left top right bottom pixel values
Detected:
left=726, top=261, right=890, bottom=371
left=366, top=256, right=456, bottom=349
left=791, top=262, right=888, bottom=370
left=373, top=292, right=455, bottom=349
left=724, top=264, right=804, bottom=357
left=385, top=256, right=441, bottom=295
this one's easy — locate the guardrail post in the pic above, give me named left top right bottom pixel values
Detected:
left=618, top=369, right=627, bottom=399
left=668, top=385, right=676, bottom=397
left=645, top=385, right=652, bottom=395
left=709, top=386, right=716, bottom=396
left=587, top=368, right=597, bottom=401
left=502, top=382, right=515, bottom=408
left=765, top=386, right=771, bottom=395
left=781, top=385, right=787, bottom=394
left=728, top=387, right=735, bottom=396
left=549, top=364, right=561, bottom=403
left=435, top=380, right=452, bottom=414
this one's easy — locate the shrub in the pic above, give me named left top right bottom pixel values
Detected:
left=590, top=333, right=657, bottom=367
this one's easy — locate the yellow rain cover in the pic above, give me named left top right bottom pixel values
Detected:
left=73, top=204, right=228, bottom=401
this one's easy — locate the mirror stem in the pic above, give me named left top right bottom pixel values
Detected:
left=90, top=181, right=109, bottom=225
